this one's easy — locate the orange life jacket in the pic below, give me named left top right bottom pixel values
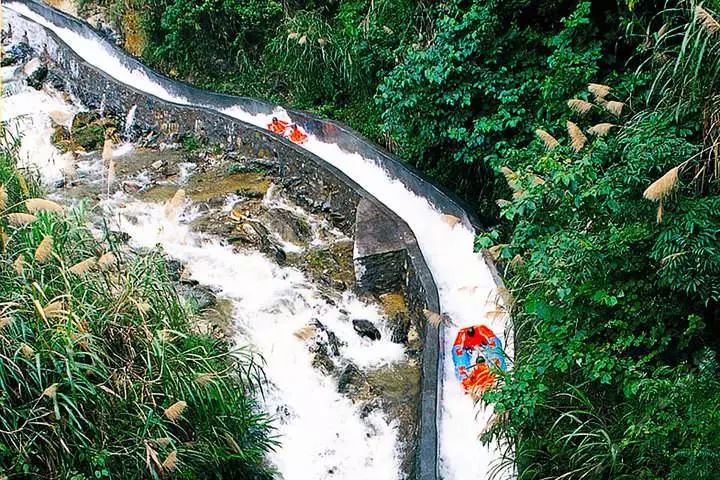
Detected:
left=289, top=126, right=308, bottom=144
left=268, top=120, right=288, bottom=135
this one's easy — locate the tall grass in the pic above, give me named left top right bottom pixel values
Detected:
left=0, top=126, right=275, bottom=479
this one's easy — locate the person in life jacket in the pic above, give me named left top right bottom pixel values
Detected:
left=267, top=117, right=288, bottom=135
left=288, top=124, right=308, bottom=144
left=451, top=325, right=507, bottom=394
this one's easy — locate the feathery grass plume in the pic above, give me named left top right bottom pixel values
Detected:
left=7, top=213, right=37, bottom=225
left=531, top=174, right=546, bottom=185
left=0, top=228, right=7, bottom=253
left=25, top=198, right=63, bottom=214
left=496, top=199, right=511, bottom=208
left=605, top=101, right=624, bottom=116
left=509, top=254, right=524, bottom=268
left=107, top=160, right=116, bottom=189
left=43, top=383, right=58, bottom=398
left=97, top=252, right=116, bottom=271
left=657, top=200, right=664, bottom=223
left=423, top=308, right=443, bottom=326
left=568, top=99, right=593, bottom=115
left=0, top=184, right=6, bottom=211
left=17, top=175, right=29, bottom=197
left=194, top=373, right=215, bottom=386
left=20, top=343, right=34, bottom=358
left=566, top=121, right=587, bottom=151
left=298, top=35, right=307, bottom=45
left=512, top=189, right=526, bottom=199
left=135, top=301, right=150, bottom=315
left=535, top=129, right=559, bottom=150
left=488, top=244, right=508, bottom=260
left=43, top=301, right=65, bottom=320
left=162, top=451, right=177, bottom=472
left=440, top=213, right=461, bottom=228
left=588, top=83, right=611, bottom=98
left=696, top=5, right=720, bottom=34
left=500, top=166, right=516, bottom=181
left=155, top=437, right=172, bottom=447
left=287, top=31, right=299, bottom=40
left=101, top=139, right=114, bottom=162
left=164, top=400, right=187, bottom=421
left=34, top=236, right=54, bottom=263
left=587, top=123, right=616, bottom=137
left=643, top=166, right=680, bottom=201
left=164, top=189, right=186, bottom=217
left=13, top=255, right=24, bottom=276
left=69, top=257, right=97, bottom=275
left=0, top=315, right=12, bottom=329
left=317, top=37, right=328, bottom=46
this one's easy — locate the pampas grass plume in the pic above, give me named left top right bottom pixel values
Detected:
left=587, top=123, right=616, bottom=137
left=566, top=121, right=587, bottom=151
left=25, top=198, right=63, bottom=214
left=34, top=236, right=53, bottom=263
left=568, top=99, right=593, bottom=114
left=164, top=401, right=187, bottom=421
left=7, top=213, right=37, bottom=225
left=643, top=166, right=680, bottom=201
left=696, top=5, right=720, bottom=34
left=0, top=184, right=7, bottom=211
left=535, top=129, right=559, bottom=150
left=605, top=101, right=624, bottom=116
left=588, top=83, right=611, bottom=98
left=69, top=257, right=97, bottom=275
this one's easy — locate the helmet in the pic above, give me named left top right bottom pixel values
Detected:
left=272, top=117, right=278, bottom=122
left=467, top=326, right=475, bottom=336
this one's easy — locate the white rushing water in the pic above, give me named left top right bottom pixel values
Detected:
left=2, top=73, right=406, bottom=479
left=4, top=3, right=514, bottom=477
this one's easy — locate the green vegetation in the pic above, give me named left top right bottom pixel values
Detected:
left=0, top=129, right=275, bottom=478
left=50, top=0, right=720, bottom=477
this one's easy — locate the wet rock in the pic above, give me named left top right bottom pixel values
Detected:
left=352, top=319, right=381, bottom=341
left=312, top=349, right=336, bottom=376
left=165, top=259, right=183, bottom=281
left=262, top=207, right=311, bottom=245
left=71, top=112, right=116, bottom=150
left=337, top=362, right=373, bottom=401
left=312, top=319, right=343, bottom=356
left=23, top=59, right=47, bottom=90
left=379, top=293, right=411, bottom=344
left=2, top=43, right=33, bottom=67
left=177, top=282, right=216, bottom=311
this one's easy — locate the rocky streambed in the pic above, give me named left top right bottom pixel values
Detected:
left=2, top=38, right=422, bottom=478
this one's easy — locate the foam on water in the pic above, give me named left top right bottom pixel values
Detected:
left=3, top=4, right=515, bottom=477
left=1, top=76, right=78, bottom=185
left=103, top=197, right=405, bottom=480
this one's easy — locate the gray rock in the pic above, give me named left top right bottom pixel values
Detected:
left=177, top=282, right=216, bottom=311
left=262, top=207, right=311, bottom=245
left=352, top=319, right=381, bottom=341
left=337, top=362, right=373, bottom=401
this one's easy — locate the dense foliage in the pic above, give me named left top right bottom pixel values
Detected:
left=70, top=0, right=720, bottom=478
left=0, top=131, right=275, bottom=479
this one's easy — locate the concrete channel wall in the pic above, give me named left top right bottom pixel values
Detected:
left=3, top=2, right=488, bottom=477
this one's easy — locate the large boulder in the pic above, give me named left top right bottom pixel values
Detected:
left=262, top=207, right=312, bottom=245
left=352, top=319, right=381, bottom=341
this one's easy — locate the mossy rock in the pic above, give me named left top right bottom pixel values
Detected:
left=71, top=112, right=117, bottom=150
left=51, top=125, right=77, bottom=152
